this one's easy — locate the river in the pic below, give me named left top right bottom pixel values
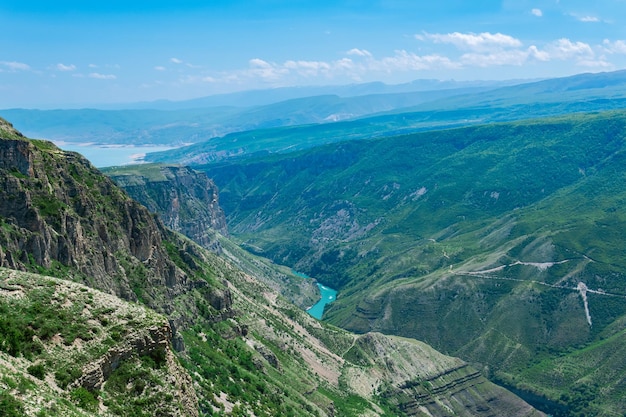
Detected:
left=307, top=283, right=338, bottom=320
left=292, top=271, right=338, bottom=319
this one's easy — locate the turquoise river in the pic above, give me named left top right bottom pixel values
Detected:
left=292, top=271, right=337, bottom=320
left=307, top=284, right=337, bottom=320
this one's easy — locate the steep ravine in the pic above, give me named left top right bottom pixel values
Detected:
left=0, top=118, right=544, bottom=416
left=102, top=160, right=545, bottom=416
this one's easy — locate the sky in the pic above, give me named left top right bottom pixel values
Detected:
left=2, top=0, right=626, bottom=108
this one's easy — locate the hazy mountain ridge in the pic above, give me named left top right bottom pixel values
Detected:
left=145, top=70, right=626, bottom=166
left=0, top=87, right=496, bottom=147
left=0, top=119, right=543, bottom=415
left=195, top=110, right=626, bottom=416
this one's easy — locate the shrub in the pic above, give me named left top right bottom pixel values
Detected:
left=54, top=366, right=82, bottom=389
left=70, top=387, right=99, bottom=411
left=27, top=363, right=46, bottom=379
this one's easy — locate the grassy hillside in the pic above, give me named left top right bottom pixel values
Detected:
left=0, top=268, right=195, bottom=417
left=196, top=110, right=626, bottom=415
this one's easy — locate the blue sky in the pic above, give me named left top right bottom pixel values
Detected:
left=2, top=0, right=626, bottom=108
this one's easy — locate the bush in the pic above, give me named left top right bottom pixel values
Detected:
left=27, top=363, right=46, bottom=379
left=70, top=387, right=99, bottom=411
left=54, top=366, right=82, bottom=389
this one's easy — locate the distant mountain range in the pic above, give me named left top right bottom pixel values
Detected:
left=0, top=79, right=523, bottom=146
left=144, top=70, right=626, bottom=165
left=2, top=71, right=625, bottom=154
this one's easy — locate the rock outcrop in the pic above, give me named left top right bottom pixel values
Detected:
left=74, top=324, right=171, bottom=391
left=105, top=164, right=228, bottom=252
left=0, top=268, right=198, bottom=417
left=343, top=332, right=543, bottom=417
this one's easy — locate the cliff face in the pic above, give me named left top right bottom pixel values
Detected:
left=105, top=164, right=228, bottom=251
left=0, top=121, right=193, bottom=309
left=343, top=333, right=543, bottom=417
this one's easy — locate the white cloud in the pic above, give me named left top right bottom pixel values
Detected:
left=88, top=72, right=116, bottom=80
left=379, top=50, right=459, bottom=71
left=154, top=66, right=166, bottom=71
left=166, top=33, right=625, bottom=91
left=419, top=31, right=523, bottom=51
left=179, top=75, right=216, bottom=84
left=548, top=38, right=594, bottom=59
left=247, top=58, right=289, bottom=81
left=335, top=58, right=355, bottom=70
left=88, top=64, right=98, bottom=68
left=347, top=48, right=372, bottom=57
left=56, top=63, right=76, bottom=71
left=170, top=57, right=183, bottom=64
left=528, top=45, right=550, bottom=61
left=531, top=8, right=543, bottom=17
left=461, top=49, right=532, bottom=67
left=579, top=16, right=600, bottom=22
left=284, top=60, right=333, bottom=77
left=576, top=58, right=612, bottom=68
left=603, top=39, right=626, bottom=54
left=1, top=61, right=31, bottom=71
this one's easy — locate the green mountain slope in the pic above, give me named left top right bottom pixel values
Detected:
left=0, top=118, right=543, bottom=416
left=195, top=110, right=626, bottom=416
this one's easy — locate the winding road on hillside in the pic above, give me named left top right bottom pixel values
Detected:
left=454, top=260, right=626, bottom=327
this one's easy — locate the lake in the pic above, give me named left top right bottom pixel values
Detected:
left=54, top=142, right=178, bottom=168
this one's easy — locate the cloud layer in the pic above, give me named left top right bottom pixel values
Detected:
left=161, top=31, right=623, bottom=88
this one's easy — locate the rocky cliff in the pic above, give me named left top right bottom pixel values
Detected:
left=0, top=119, right=226, bottom=317
left=104, top=164, right=228, bottom=251
left=344, top=333, right=542, bottom=417
left=104, top=163, right=321, bottom=309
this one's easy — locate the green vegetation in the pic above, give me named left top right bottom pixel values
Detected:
left=0, top=391, right=25, bottom=417
left=70, top=387, right=99, bottom=412
left=0, top=269, right=182, bottom=416
left=0, top=117, right=556, bottom=416
left=194, top=109, right=626, bottom=415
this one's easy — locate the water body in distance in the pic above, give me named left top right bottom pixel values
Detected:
left=55, top=142, right=178, bottom=168
left=292, top=270, right=338, bottom=320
